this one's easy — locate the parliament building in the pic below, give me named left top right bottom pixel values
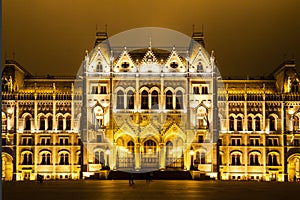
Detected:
left=2, top=31, right=300, bottom=182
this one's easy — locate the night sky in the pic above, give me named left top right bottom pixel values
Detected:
left=3, top=0, right=300, bottom=77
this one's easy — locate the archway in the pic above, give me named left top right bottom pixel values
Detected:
left=288, top=154, right=300, bottom=181
left=2, top=153, right=13, bottom=181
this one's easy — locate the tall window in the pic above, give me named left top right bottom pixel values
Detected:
left=66, top=116, right=71, bottom=130
left=41, top=153, right=51, bottom=165
left=176, top=91, right=183, bottom=109
left=229, top=116, right=234, bottom=131
left=141, top=90, right=149, bottom=109
left=24, top=116, right=31, bottom=130
left=202, top=86, right=208, bottom=94
left=40, top=116, right=45, bottom=130
left=22, top=153, right=33, bottom=165
left=58, top=116, right=63, bottom=130
left=128, top=141, right=135, bottom=153
left=255, top=116, right=261, bottom=131
left=269, top=116, right=276, bottom=131
left=248, top=116, right=253, bottom=131
left=250, top=154, right=260, bottom=166
left=127, top=90, right=134, bottom=109
left=117, top=90, right=124, bottom=109
left=144, top=140, right=156, bottom=154
left=59, top=153, right=69, bottom=165
left=193, top=86, right=200, bottom=94
left=231, top=154, right=241, bottom=165
left=237, top=116, right=242, bottom=131
left=268, top=154, right=278, bottom=166
left=100, top=86, right=107, bottom=94
left=151, top=90, right=159, bottom=109
left=47, top=116, right=53, bottom=130
left=166, top=90, right=173, bottom=110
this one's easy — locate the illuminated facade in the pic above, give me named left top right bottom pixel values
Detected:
left=2, top=31, right=300, bottom=181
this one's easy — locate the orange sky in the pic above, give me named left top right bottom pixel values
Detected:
left=3, top=0, right=300, bottom=77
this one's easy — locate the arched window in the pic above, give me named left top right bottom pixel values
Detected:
left=269, top=116, right=276, bottom=131
left=151, top=90, right=159, bottom=109
left=117, top=90, right=124, bottom=109
left=166, top=90, right=173, bottom=110
left=127, top=141, right=135, bottom=153
left=248, top=116, right=253, bottom=131
left=144, top=140, right=156, bottom=154
left=268, top=154, right=279, bottom=166
left=231, top=154, right=241, bottom=165
left=141, top=90, right=149, bottom=109
left=176, top=91, right=183, bottom=109
left=255, top=116, right=261, bottom=131
left=22, top=153, right=33, bottom=165
left=95, top=152, right=100, bottom=164
left=59, top=153, right=69, bottom=165
left=236, top=116, right=242, bottom=131
left=66, top=116, right=71, bottom=130
left=40, top=116, right=45, bottom=130
left=127, top=90, right=134, bottom=109
left=24, top=116, right=31, bottom=130
left=41, top=153, right=51, bottom=165
left=47, top=116, right=53, bottom=130
left=229, top=116, right=234, bottom=131
left=250, top=154, right=260, bottom=166
left=57, top=116, right=63, bottom=130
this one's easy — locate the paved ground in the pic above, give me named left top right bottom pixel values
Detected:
left=2, top=180, right=300, bottom=200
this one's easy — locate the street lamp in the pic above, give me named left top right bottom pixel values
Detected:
left=189, top=147, right=195, bottom=170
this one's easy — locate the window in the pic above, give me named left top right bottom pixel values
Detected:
left=229, top=116, right=234, bottom=131
left=2, top=112, right=7, bottom=133
left=47, top=116, right=53, bottom=130
left=95, top=151, right=105, bottom=164
left=127, top=141, right=134, bottom=153
left=193, top=86, right=200, bottom=94
left=151, top=90, right=159, bottom=109
left=197, top=63, right=203, bottom=72
left=141, top=90, right=149, bottom=109
left=24, top=116, right=31, bottom=130
left=144, top=140, right=156, bottom=154
left=293, top=116, right=299, bottom=130
left=40, top=116, right=45, bottom=130
left=117, top=90, right=124, bottom=109
left=269, top=116, right=276, bottom=131
left=59, top=153, right=69, bottom=165
left=127, top=90, right=134, bottom=109
left=250, top=138, right=260, bottom=146
left=166, top=90, right=173, bottom=110
left=231, top=138, right=241, bottom=146
left=294, top=139, right=299, bottom=146
left=248, top=117, right=253, bottom=131
left=198, top=135, right=204, bottom=143
left=40, top=137, right=50, bottom=145
left=66, top=116, right=71, bottom=130
left=96, top=135, right=102, bottom=143
left=236, top=116, right=242, bottom=131
left=41, top=153, right=51, bottom=165
left=100, top=86, right=107, bottom=94
left=22, top=153, right=33, bottom=165
left=175, top=91, right=183, bottom=109
left=249, top=154, right=260, bottom=166
left=231, top=154, right=241, bottom=165
left=268, top=154, right=278, bottom=166
left=255, top=117, right=261, bottom=131
left=91, top=86, right=98, bottom=94
left=200, top=151, right=206, bottom=164
left=59, top=137, right=69, bottom=145
left=202, top=86, right=208, bottom=94
left=57, top=116, right=63, bottom=130
left=267, top=138, right=279, bottom=146
left=22, top=137, right=33, bottom=145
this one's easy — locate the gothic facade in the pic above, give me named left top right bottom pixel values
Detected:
left=2, top=31, right=300, bottom=181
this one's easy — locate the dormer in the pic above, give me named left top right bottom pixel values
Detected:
left=114, top=48, right=136, bottom=73
left=164, top=48, right=185, bottom=73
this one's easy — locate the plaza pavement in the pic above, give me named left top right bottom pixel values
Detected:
left=2, top=180, right=300, bottom=200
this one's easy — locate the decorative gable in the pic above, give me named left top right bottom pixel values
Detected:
left=189, top=47, right=212, bottom=73
left=114, top=48, right=136, bottom=73
left=164, top=48, right=185, bottom=73
left=87, top=47, right=110, bottom=73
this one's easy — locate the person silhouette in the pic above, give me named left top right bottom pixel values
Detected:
left=129, top=173, right=134, bottom=185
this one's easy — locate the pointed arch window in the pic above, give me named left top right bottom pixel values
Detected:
left=229, top=116, right=234, bottom=131
left=176, top=91, right=183, bottom=109
left=57, top=116, right=63, bottom=130
left=127, top=90, right=134, bottom=109
left=269, top=116, right=276, bottom=131
left=144, top=140, right=156, bottom=154
left=66, top=116, right=71, bottom=130
left=117, top=90, right=124, bottom=109
left=40, top=116, right=45, bottom=130
left=151, top=90, right=159, bottom=109
left=237, top=116, right=243, bottom=131
left=141, top=90, right=149, bottom=109
left=248, top=116, right=253, bottom=131
left=255, top=116, right=261, bottom=131
left=59, top=153, right=69, bottom=165
left=24, top=116, right=31, bottom=130
left=166, top=90, right=173, bottom=110
left=47, top=116, right=53, bottom=130
left=127, top=141, right=135, bottom=153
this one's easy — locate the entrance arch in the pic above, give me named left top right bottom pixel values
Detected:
left=287, top=154, right=300, bottom=181
left=2, top=153, right=13, bottom=181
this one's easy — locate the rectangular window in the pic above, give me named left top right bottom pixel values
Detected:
left=100, top=86, right=107, bottom=94
left=193, top=86, right=200, bottom=94
left=198, top=135, right=203, bottom=143
left=41, top=138, right=45, bottom=145
left=22, top=138, right=27, bottom=145
left=202, top=86, right=208, bottom=94
left=96, top=135, right=102, bottom=143
left=60, top=138, right=64, bottom=145
left=91, top=86, right=98, bottom=94
left=231, top=138, right=241, bottom=146
left=65, top=138, right=69, bottom=145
